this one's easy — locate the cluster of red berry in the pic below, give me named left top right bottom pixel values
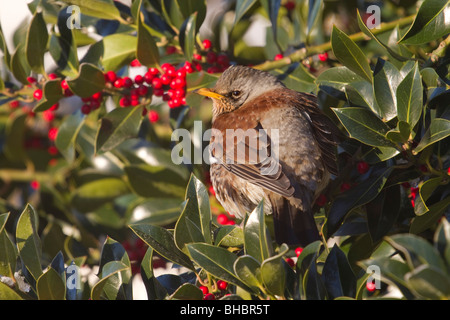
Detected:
left=285, top=246, right=303, bottom=268
left=199, top=279, right=229, bottom=300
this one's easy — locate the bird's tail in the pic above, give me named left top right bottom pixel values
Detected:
left=270, top=197, right=320, bottom=246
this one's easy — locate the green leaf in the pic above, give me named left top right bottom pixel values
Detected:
left=98, top=237, right=130, bottom=275
left=415, top=118, right=450, bottom=153
left=180, top=12, right=197, bottom=62
left=186, top=71, right=219, bottom=92
left=37, top=268, right=66, bottom=300
left=0, top=212, right=9, bottom=234
left=406, top=265, right=450, bottom=299
left=102, top=34, right=137, bottom=71
left=410, top=196, right=450, bottom=234
left=130, top=198, right=183, bottom=226
left=71, top=178, right=129, bottom=212
left=322, top=244, right=356, bottom=299
left=386, top=121, right=411, bottom=144
left=169, top=283, right=204, bottom=300
left=345, top=80, right=378, bottom=115
left=61, top=0, right=123, bottom=21
left=215, top=225, right=244, bottom=247
left=331, top=25, right=372, bottom=83
left=66, top=63, right=105, bottom=98
left=177, top=0, right=207, bottom=29
left=399, top=0, right=450, bottom=45
left=260, top=243, right=288, bottom=296
left=304, top=252, right=326, bottom=300
left=396, top=62, right=423, bottom=129
left=125, top=164, right=186, bottom=198
left=327, top=166, right=393, bottom=236
left=91, top=261, right=132, bottom=300
left=3, top=112, right=27, bottom=163
left=357, top=10, right=409, bottom=62
left=413, top=177, right=442, bottom=216
left=129, top=223, right=194, bottom=270
left=0, top=282, right=22, bottom=300
left=315, top=66, right=364, bottom=98
left=373, top=59, right=402, bottom=121
left=174, top=175, right=212, bottom=252
left=55, top=111, right=85, bottom=163
left=243, top=201, right=270, bottom=263
left=233, top=255, right=262, bottom=292
left=332, top=107, right=395, bottom=148
left=386, top=233, right=446, bottom=271
left=271, top=64, right=316, bottom=94
left=0, top=217, right=17, bottom=280
left=234, top=0, right=258, bottom=26
left=34, top=79, right=65, bottom=112
left=140, top=247, right=168, bottom=300
left=10, top=44, right=30, bottom=85
left=186, top=243, right=253, bottom=292
left=0, top=24, right=11, bottom=67
left=137, top=7, right=159, bottom=68
left=25, top=11, right=48, bottom=75
left=95, top=106, right=144, bottom=153
left=16, top=204, right=42, bottom=281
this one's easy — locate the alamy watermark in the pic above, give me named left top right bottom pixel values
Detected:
left=66, top=5, right=81, bottom=30
left=366, top=5, right=381, bottom=29
left=366, top=264, right=381, bottom=290
left=171, top=121, right=280, bottom=176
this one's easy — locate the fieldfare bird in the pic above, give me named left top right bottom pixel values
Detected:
left=195, top=65, right=338, bottom=246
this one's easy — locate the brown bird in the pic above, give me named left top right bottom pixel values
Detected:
left=195, top=65, right=338, bottom=246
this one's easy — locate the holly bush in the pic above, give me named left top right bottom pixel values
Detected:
left=0, top=0, right=449, bottom=300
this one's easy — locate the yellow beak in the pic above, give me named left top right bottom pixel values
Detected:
left=194, top=88, right=224, bottom=100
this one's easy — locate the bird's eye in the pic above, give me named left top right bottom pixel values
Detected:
left=231, top=90, right=241, bottom=97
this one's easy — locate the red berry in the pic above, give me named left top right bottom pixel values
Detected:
left=170, top=77, right=186, bottom=89
left=153, top=88, right=164, bottom=97
left=9, top=100, right=20, bottom=108
left=184, top=61, right=195, bottom=73
left=193, top=53, right=202, bottom=61
left=105, top=71, right=117, bottom=83
left=285, top=0, right=295, bottom=10
left=148, top=110, right=159, bottom=123
left=207, top=66, right=220, bottom=74
left=130, top=59, right=141, bottom=67
left=119, top=96, right=131, bottom=107
left=366, top=281, right=377, bottom=292
left=43, top=110, right=55, bottom=122
left=217, top=53, right=229, bottom=66
left=131, top=99, right=140, bottom=106
left=295, top=247, right=303, bottom=257
left=48, top=73, right=58, bottom=80
left=203, top=293, right=215, bottom=300
left=217, top=213, right=229, bottom=225
left=274, top=53, right=283, bottom=60
left=316, top=194, right=327, bottom=207
left=217, top=280, right=228, bottom=291
left=199, top=286, right=209, bottom=295
left=48, top=127, right=58, bottom=141
left=176, top=69, right=186, bottom=79
left=81, top=104, right=91, bottom=114
left=447, top=167, right=450, bottom=175
left=114, top=78, right=124, bottom=88
left=340, top=183, right=351, bottom=192
left=144, top=72, right=155, bottom=84
left=285, top=258, right=295, bottom=268
left=92, top=92, right=102, bottom=101
left=173, top=88, right=185, bottom=98
left=134, top=74, right=144, bottom=85
left=48, top=145, right=58, bottom=155
left=208, top=185, right=216, bottom=196
left=27, top=76, right=37, bottom=84
left=166, top=46, right=177, bottom=54
left=162, top=93, right=171, bottom=101
left=171, top=97, right=182, bottom=107
left=206, top=51, right=217, bottom=64
left=226, top=220, right=235, bottom=225
left=151, top=77, right=163, bottom=89
left=160, top=73, right=172, bottom=85
left=30, top=180, right=40, bottom=190
left=137, top=84, right=149, bottom=96
left=202, top=39, right=212, bottom=50
left=318, top=52, right=328, bottom=62
left=148, top=67, right=160, bottom=75
left=357, top=161, right=370, bottom=174
left=60, top=80, right=69, bottom=90
left=33, top=89, right=43, bottom=100
left=123, top=77, right=133, bottom=88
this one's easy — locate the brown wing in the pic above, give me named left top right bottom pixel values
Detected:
left=210, top=122, right=295, bottom=198
left=294, top=92, right=339, bottom=176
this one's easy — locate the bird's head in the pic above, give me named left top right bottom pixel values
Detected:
left=195, top=65, right=285, bottom=118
